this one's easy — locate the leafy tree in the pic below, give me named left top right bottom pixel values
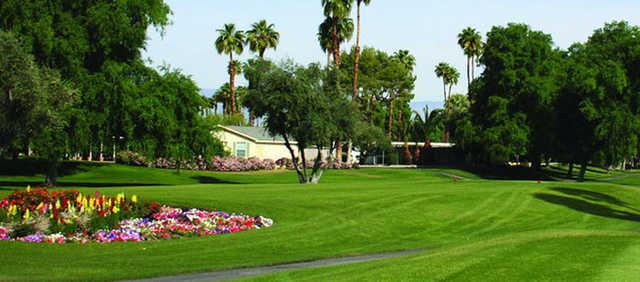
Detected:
left=215, top=23, right=245, bottom=115
left=245, top=60, right=356, bottom=183
left=467, top=23, right=559, bottom=167
left=0, top=31, right=43, bottom=158
left=556, top=22, right=640, bottom=181
left=457, top=27, right=483, bottom=89
left=0, top=31, right=76, bottom=184
left=246, top=20, right=280, bottom=58
left=446, top=94, right=470, bottom=140
left=32, top=69, right=76, bottom=185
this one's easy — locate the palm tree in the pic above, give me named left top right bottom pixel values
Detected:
left=215, top=23, right=245, bottom=115
left=457, top=27, right=482, bottom=89
left=246, top=20, right=280, bottom=58
left=435, top=62, right=451, bottom=109
left=320, top=1, right=353, bottom=162
left=321, top=0, right=353, bottom=66
left=213, top=83, right=231, bottom=115
left=317, top=27, right=333, bottom=65
left=435, top=62, right=459, bottom=142
left=352, top=0, right=371, bottom=101
left=447, top=67, right=460, bottom=104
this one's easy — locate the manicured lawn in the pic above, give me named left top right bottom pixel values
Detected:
left=0, top=162, right=639, bottom=281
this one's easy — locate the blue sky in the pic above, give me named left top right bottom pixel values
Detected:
left=142, top=0, right=640, bottom=102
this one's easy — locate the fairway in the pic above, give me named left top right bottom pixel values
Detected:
left=0, top=164, right=639, bottom=281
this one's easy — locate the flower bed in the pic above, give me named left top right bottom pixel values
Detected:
left=0, top=187, right=273, bottom=243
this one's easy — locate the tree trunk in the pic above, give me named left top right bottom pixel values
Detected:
left=310, top=146, right=325, bottom=184
left=249, top=111, right=255, bottom=126
left=283, top=135, right=306, bottom=183
left=388, top=93, right=394, bottom=138
left=259, top=49, right=265, bottom=59
left=300, top=147, right=309, bottom=181
left=567, top=161, right=574, bottom=178
left=471, top=55, right=476, bottom=80
left=466, top=56, right=471, bottom=90
left=346, top=141, right=352, bottom=164
left=531, top=156, right=541, bottom=171
left=229, top=53, right=236, bottom=115
left=353, top=2, right=362, bottom=102
left=332, top=22, right=341, bottom=66
left=99, top=141, right=104, bottom=161
left=45, top=159, right=58, bottom=186
left=335, top=141, right=342, bottom=162
left=443, top=78, right=449, bottom=143
left=403, top=143, right=411, bottom=165
left=578, top=159, right=587, bottom=182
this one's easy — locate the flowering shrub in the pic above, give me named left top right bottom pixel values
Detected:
left=0, top=187, right=273, bottom=243
left=116, top=151, right=149, bottom=167
left=210, top=156, right=276, bottom=171
left=274, top=158, right=358, bottom=170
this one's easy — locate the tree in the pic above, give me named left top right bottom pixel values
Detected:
left=321, top=0, right=353, bottom=66
left=434, top=62, right=459, bottom=142
left=445, top=93, right=470, bottom=140
left=245, top=60, right=356, bottom=183
left=466, top=23, right=559, bottom=167
left=246, top=20, right=280, bottom=58
left=215, top=23, right=245, bottom=115
left=0, top=0, right=173, bottom=160
left=457, top=27, right=482, bottom=89
left=352, top=0, right=372, bottom=101
left=0, top=31, right=43, bottom=158
left=32, top=69, right=77, bottom=185
left=556, top=22, right=640, bottom=181
left=0, top=31, right=76, bottom=184
left=319, top=1, right=354, bottom=161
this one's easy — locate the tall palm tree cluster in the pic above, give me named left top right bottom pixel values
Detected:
left=431, top=27, right=483, bottom=143
left=214, top=20, right=280, bottom=118
left=434, top=62, right=459, bottom=142
left=318, top=0, right=373, bottom=161
left=457, top=27, right=482, bottom=89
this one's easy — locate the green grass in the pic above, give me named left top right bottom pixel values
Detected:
left=0, top=162, right=639, bottom=281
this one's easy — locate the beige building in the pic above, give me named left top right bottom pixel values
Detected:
left=215, top=125, right=329, bottom=160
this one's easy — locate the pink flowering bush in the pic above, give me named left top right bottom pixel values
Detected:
left=0, top=187, right=273, bottom=244
left=209, top=156, right=276, bottom=171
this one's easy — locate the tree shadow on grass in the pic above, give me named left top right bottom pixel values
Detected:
left=190, top=176, right=238, bottom=184
left=0, top=181, right=165, bottom=188
left=534, top=187, right=640, bottom=222
left=0, top=159, right=103, bottom=177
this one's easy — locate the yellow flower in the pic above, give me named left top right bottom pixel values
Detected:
left=55, top=199, right=61, bottom=209
left=112, top=206, right=119, bottom=214
left=23, top=209, right=30, bottom=220
left=36, top=202, right=44, bottom=211
left=131, top=195, right=138, bottom=203
left=8, top=205, right=17, bottom=216
left=26, top=185, right=31, bottom=192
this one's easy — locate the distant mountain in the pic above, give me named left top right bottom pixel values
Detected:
left=200, top=88, right=215, bottom=98
left=410, top=101, right=443, bottom=113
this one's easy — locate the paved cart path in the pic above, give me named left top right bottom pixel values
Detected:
left=123, top=249, right=422, bottom=282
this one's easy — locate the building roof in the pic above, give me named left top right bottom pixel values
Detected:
left=218, top=125, right=294, bottom=144
left=391, top=141, right=455, bottom=148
